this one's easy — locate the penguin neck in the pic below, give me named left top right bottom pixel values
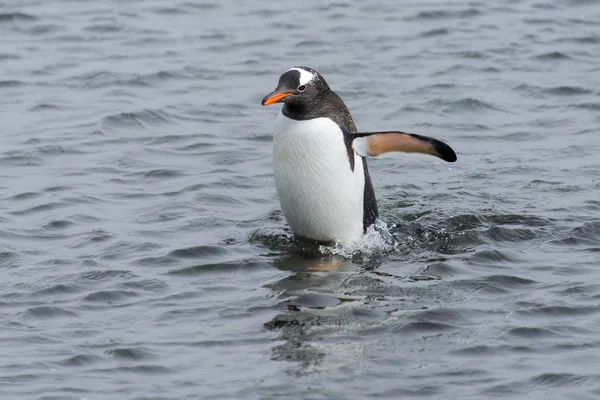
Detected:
left=282, top=95, right=322, bottom=120
left=282, top=90, right=357, bottom=133
left=281, top=102, right=310, bottom=120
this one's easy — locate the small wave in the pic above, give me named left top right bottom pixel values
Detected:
left=288, top=292, right=342, bottom=308
left=127, top=168, right=185, bottom=181
left=295, top=40, right=328, bottom=48
left=77, top=269, right=136, bottom=282
left=145, top=134, right=199, bottom=146
left=75, top=70, right=186, bottom=89
left=582, top=200, right=600, bottom=210
left=0, top=373, right=41, bottom=384
left=19, top=306, right=78, bottom=319
left=421, top=28, right=449, bottom=37
left=180, top=2, right=220, bottom=10
left=451, top=275, right=536, bottom=294
left=91, top=365, right=172, bottom=374
left=556, top=283, right=600, bottom=298
left=14, top=24, right=64, bottom=35
left=270, top=22, right=303, bottom=30
left=571, top=102, right=600, bottom=110
left=83, top=290, right=139, bottom=303
left=543, top=86, right=593, bottom=95
left=104, top=347, right=154, bottom=360
left=513, top=305, right=600, bottom=318
left=562, top=221, right=600, bottom=243
left=55, top=354, right=104, bottom=366
left=459, top=51, right=486, bottom=59
left=549, top=237, right=597, bottom=246
left=205, top=38, right=278, bottom=52
left=419, top=262, right=460, bottom=278
left=557, top=35, right=600, bottom=44
left=35, top=145, right=86, bottom=155
left=5, top=191, right=41, bottom=201
left=534, top=51, right=572, bottom=60
left=147, top=6, right=190, bottom=15
left=248, top=228, right=297, bottom=252
left=0, top=251, right=18, bottom=268
left=32, top=283, right=80, bottom=296
left=530, top=373, right=590, bottom=387
left=480, top=274, right=536, bottom=287
left=444, top=214, right=488, bottom=231
left=499, top=131, right=545, bottom=141
left=0, top=79, right=25, bottom=87
left=68, top=230, right=113, bottom=249
left=406, top=9, right=481, bottom=20
left=0, top=152, right=44, bottom=166
left=505, top=326, right=559, bottom=338
left=121, top=279, right=169, bottom=292
left=408, top=307, right=480, bottom=324
left=515, top=83, right=593, bottom=97
left=168, top=260, right=268, bottom=275
left=485, top=214, right=549, bottom=227
left=469, top=249, right=520, bottom=263
left=0, top=53, right=20, bottom=60
left=484, top=226, right=540, bottom=242
left=168, top=245, right=231, bottom=259
left=424, top=98, right=504, bottom=114
left=84, top=24, right=122, bottom=33
left=524, top=18, right=562, bottom=25
left=395, top=321, right=458, bottom=334
left=45, top=185, right=72, bottom=193
left=0, top=12, right=37, bottom=22
left=28, top=103, right=66, bottom=111
left=452, top=344, right=531, bottom=356
left=8, top=201, right=70, bottom=216
left=100, top=109, right=172, bottom=130
left=195, top=193, right=244, bottom=205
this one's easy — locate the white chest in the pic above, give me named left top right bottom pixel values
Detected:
left=272, top=113, right=365, bottom=244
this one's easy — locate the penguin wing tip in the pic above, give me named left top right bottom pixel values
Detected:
left=444, top=150, right=458, bottom=163
left=435, top=142, right=457, bottom=163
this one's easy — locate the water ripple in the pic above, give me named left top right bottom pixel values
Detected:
left=0, top=12, right=37, bottom=22
left=2, top=0, right=600, bottom=398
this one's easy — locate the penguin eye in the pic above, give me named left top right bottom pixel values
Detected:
left=297, top=85, right=306, bottom=92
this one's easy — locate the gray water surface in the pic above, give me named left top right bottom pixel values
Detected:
left=2, top=1, right=600, bottom=399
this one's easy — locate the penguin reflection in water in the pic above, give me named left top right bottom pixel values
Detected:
left=262, top=67, right=457, bottom=245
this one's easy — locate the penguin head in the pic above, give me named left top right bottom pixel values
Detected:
left=261, top=67, right=329, bottom=107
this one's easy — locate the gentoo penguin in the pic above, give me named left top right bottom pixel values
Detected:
left=262, top=66, right=457, bottom=245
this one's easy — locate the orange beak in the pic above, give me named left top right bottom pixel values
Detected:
left=261, top=91, right=292, bottom=106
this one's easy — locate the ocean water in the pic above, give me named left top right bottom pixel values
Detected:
left=1, top=0, right=600, bottom=399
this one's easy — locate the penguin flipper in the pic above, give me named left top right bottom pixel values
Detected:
left=351, top=131, right=457, bottom=163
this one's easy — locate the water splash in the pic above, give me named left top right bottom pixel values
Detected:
left=318, top=219, right=394, bottom=258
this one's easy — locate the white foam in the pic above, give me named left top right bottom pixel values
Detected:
left=318, top=220, right=394, bottom=258
left=286, top=67, right=315, bottom=86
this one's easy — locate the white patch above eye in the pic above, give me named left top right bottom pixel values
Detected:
left=285, top=67, right=315, bottom=86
